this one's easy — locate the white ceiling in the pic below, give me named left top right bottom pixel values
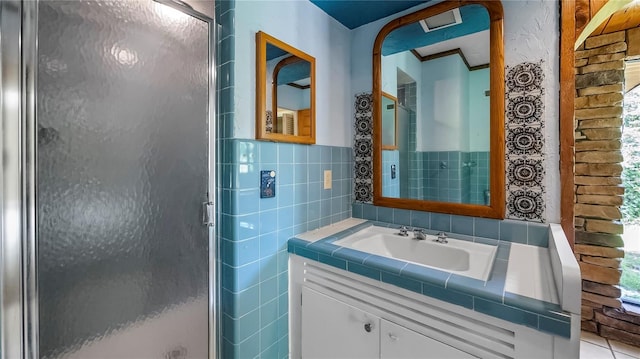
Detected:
left=414, top=30, right=490, bottom=67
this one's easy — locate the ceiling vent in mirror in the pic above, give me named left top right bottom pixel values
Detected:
left=419, top=8, right=461, bottom=32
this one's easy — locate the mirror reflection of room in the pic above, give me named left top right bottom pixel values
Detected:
left=266, top=44, right=312, bottom=136
left=256, top=31, right=315, bottom=144
left=380, top=4, right=491, bottom=206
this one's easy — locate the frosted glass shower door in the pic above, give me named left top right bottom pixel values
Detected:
left=36, top=1, right=211, bottom=358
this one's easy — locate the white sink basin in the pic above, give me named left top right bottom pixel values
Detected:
left=333, top=226, right=497, bottom=281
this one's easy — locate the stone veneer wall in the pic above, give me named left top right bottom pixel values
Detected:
left=574, top=28, right=640, bottom=345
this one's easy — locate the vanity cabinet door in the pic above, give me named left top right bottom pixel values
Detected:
left=380, top=320, right=476, bottom=359
left=302, top=287, right=380, bottom=358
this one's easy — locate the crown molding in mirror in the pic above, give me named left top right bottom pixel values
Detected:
left=372, top=0, right=505, bottom=219
left=256, top=31, right=316, bottom=144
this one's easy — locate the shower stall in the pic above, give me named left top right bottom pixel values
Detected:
left=0, top=1, right=218, bottom=358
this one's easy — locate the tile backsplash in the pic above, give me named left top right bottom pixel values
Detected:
left=352, top=203, right=549, bottom=247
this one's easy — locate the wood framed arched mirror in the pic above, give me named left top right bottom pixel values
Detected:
left=373, top=0, right=505, bottom=218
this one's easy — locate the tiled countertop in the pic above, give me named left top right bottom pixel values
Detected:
left=288, top=219, right=572, bottom=338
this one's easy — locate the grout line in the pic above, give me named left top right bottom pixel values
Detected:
left=582, top=337, right=609, bottom=349
left=581, top=335, right=640, bottom=358
left=444, top=273, right=452, bottom=288
left=606, top=337, right=615, bottom=355
left=606, top=337, right=621, bottom=358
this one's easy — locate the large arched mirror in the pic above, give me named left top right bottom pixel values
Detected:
left=373, top=0, right=505, bottom=218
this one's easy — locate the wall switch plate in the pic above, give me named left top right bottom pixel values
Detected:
left=323, top=170, right=332, bottom=189
left=260, top=170, right=276, bottom=198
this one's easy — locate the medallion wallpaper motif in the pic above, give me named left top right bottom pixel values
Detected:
left=353, top=93, right=373, bottom=203
left=505, top=61, right=546, bottom=222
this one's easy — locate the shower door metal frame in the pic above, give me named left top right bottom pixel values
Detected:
left=0, top=1, right=219, bottom=358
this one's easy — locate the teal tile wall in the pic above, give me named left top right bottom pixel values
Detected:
left=216, top=0, right=235, bottom=353
left=421, top=151, right=489, bottom=205
left=217, top=1, right=352, bottom=357
left=469, top=151, right=490, bottom=205
left=461, top=151, right=471, bottom=203
left=408, top=151, right=423, bottom=198
left=352, top=203, right=549, bottom=247
left=400, top=82, right=420, bottom=200
left=424, top=151, right=465, bottom=202
left=219, top=138, right=352, bottom=358
left=381, top=150, right=399, bottom=197
left=216, top=0, right=235, bottom=141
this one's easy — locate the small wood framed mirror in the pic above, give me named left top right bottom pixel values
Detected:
left=256, top=31, right=316, bottom=144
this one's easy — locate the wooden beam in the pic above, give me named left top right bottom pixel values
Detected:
left=561, top=0, right=576, bottom=247
left=599, top=1, right=640, bottom=34
left=629, top=27, right=640, bottom=59
left=576, top=0, right=592, bottom=37
left=575, top=0, right=633, bottom=49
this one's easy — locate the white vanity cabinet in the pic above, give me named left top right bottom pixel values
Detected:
left=301, top=287, right=474, bottom=359
left=301, top=287, right=379, bottom=358
left=380, top=320, right=473, bottom=359
left=290, top=254, right=580, bottom=359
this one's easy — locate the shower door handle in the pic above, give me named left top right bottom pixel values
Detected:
left=202, top=202, right=214, bottom=227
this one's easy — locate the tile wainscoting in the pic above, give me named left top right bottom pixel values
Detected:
left=219, top=138, right=353, bottom=358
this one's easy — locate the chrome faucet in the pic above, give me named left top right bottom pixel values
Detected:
left=397, top=226, right=409, bottom=237
left=413, top=228, right=426, bottom=240
left=434, top=232, right=448, bottom=244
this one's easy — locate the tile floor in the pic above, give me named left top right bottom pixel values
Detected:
left=581, top=331, right=640, bottom=358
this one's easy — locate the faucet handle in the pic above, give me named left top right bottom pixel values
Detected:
left=437, top=231, right=447, bottom=238
left=414, top=228, right=424, bottom=234
left=397, top=226, right=409, bottom=236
